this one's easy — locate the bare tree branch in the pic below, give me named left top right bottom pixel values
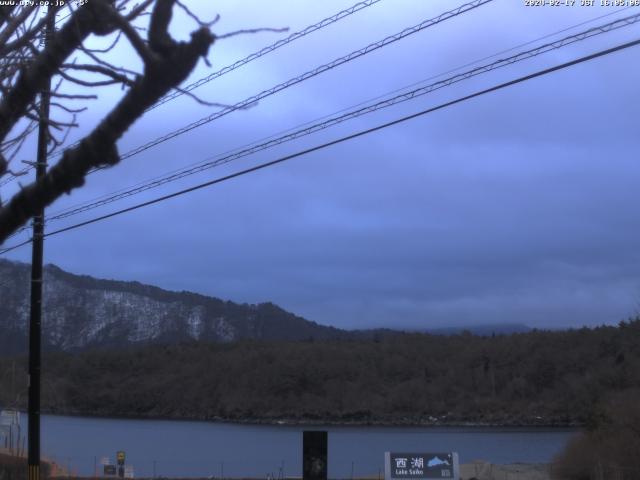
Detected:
left=0, top=5, right=37, bottom=50
left=217, top=26, right=288, bottom=40
left=0, top=0, right=215, bottom=243
left=175, top=1, right=219, bottom=28
left=124, top=0, right=155, bottom=21
left=81, top=30, right=122, bottom=53
left=50, top=102, right=88, bottom=114
left=50, top=92, right=99, bottom=100
left=0, top=0, right=116, bottom=143
left=0, top=7, right=58, bottom=56
left=107, top=7, right=158, bottom=64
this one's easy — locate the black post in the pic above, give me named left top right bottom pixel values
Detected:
left=28, top=9, right=54, bottom=480
left=303, top=431, right=327, bottom=480
left=117, top=451, right=125, bottom=478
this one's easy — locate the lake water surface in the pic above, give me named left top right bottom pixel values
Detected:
left=26, top=414, right=578, bottom=478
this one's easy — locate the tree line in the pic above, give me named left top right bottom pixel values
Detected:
left=1, top=319, right=640, bottom=426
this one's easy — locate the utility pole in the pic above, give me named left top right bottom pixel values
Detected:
left=28, top=9, right=54, bottom=480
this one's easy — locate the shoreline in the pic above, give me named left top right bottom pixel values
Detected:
left=22, top=408, right=583, bottom=429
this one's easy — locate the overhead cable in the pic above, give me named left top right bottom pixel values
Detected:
left=29, top=37, right=640, bottom=243
left=103, top=0, right=495, bottom=163
left=42, top=6, right=637, bottom=222
left=1, top=0, right=387, bottom=186
left=148, top=0, right=386, bottom=111
left=40, top=12, right=640, bottom=224
left=2, top=36, right=638, bottom=252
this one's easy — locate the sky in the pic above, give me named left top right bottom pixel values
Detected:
left=2, top=0, right=640, bottom=331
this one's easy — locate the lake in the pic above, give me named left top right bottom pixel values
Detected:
left=20, top=414, right=578, bottom=478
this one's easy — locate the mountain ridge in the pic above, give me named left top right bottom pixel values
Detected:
left=0, top=258, right=346, bottom=353
left=0, top=259, right=533, bottom=354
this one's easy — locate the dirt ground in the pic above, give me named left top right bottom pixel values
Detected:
left=460, top=461, right=552, bottom=480
left=2, top=454, right=555, bottom=480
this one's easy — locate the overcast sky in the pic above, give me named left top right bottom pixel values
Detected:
left=3, top=0, right=640, bottom=330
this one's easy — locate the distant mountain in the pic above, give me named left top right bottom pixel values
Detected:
left=0, top=259, right=535, bottom=355
left=425, top=323, right=532, bottom=336
left=0, top=259, right=347, bottom=353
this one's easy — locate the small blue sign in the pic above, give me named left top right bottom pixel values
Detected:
left=385, top=452, right=458, bottom=479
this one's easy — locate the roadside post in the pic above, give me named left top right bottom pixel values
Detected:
left=384, top=452, right=459, bottom=480
left=101, top=457, right=115, bottom=477
left=117, top=451, right=126, bottom=478
left=0, top=409, right=18, bottom=429
left=0, top=410, right=19, bottom=452
left=303, top=431, right=327, bottom=480
left=124, top=464, right=134, bottom=478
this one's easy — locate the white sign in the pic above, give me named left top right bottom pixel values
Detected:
left=124, top=465, right=135, bottom=478
left=0, top=410, right=19, bottom=426
left=385, top=452, right=459, bottom=480
left=100, top=457, right=111, bottom=466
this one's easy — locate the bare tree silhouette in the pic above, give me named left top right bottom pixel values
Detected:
left=0, top=0, right=219, bottom=243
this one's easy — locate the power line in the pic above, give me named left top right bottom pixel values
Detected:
left=36, top=11, right=640, bottom=226
left=95, top=0, right=495, bottom=165
left=6, top=2, right=617, bottom=207
left=0, top=238, right=32, bottom=255
left=361, top=5, right=636, bottom=107
left=1, top=0, right=387, bottom=186
left=7, top=0, right=489, bottom=195
left=25, top=37, right=639, bottom=244
left=148, top=0, right=386, bottom=112
left=42, top=5, right=636, bottom=222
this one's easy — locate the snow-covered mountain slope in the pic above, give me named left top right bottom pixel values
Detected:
left=0, top=259, right=345, bottom=353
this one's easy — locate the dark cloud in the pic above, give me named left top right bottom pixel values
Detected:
left=5, top=0, right=640, bottom=331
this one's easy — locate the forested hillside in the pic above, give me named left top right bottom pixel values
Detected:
left=0, top=259, right=347, bottom=352
left=1, top=320, right=639, bottom=426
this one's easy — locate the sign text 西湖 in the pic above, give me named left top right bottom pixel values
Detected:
left=385, top=452, right=459, bottom=479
